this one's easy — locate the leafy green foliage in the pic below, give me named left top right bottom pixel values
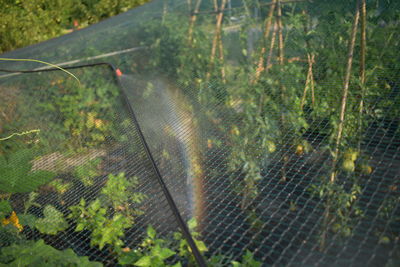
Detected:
left=69, top=172, right=145, bottom=250
left=118, top=221, right=261, bottom=267
left=26, top=69, right=121, bottom=151
left=0, top=0, right=150, bottom=53
left=173, top=219, right=208, bottom=265
left=135, top=0, right=400, bottom=248
left=119, top=225, right=184, bottom=267
left=0, top=200, right=12, bottom=221
left=69, top=198, right=130, bottom=250
left=100, top=173, right=146, bottom=213
left=133, top=226, right=178, bottom=267
left=231, top=250, right=262, bottom=267
left=35, top=205, right=69, bottom=235
left=47, top=179, right=73, bottom=194
left=0, top=239, right=102, bottom=267
left=74, top=158, right=102, bottom=186
left=0, top=149, right=55, bottom=193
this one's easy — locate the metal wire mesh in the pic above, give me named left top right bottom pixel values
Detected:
left=0, top=0, right=399, bottom=266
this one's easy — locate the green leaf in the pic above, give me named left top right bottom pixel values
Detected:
left=0, top=149, right=55, bottom=193
left=0, top=155, right=7, bottom=168
left=18, top=214, right=37, bottom=228
left=118, top=250, right=141, bottom=265
left=195, top=240, right=208, bottom=253
left=76, top=222, right=86, bottom=232
left=0, top=239, right=102, bottom=266
left=147, top=225, right=156, bottom=239
left=187, top=218, right=197, bottom=230
left=90, top=199, right=102, bottom=211
left=0, top=200, right=12, bottom=217
left=134, top=255, right=152, bottom=267
left=35, top=205, right=68, bottom=235
left=158, top=247, right=175, bottom=260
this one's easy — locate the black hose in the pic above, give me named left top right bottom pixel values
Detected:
left=0, top=63, right=208, bottom=267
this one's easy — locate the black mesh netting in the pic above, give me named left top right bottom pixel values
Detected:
left=0, top=0, right=399, bottom=266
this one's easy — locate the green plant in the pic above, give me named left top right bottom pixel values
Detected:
left=0, top=0, right=149, bottom=54
left=118, top=221, right=262, bottom=267
left=70, top=198, right=131, bottom=250
left=35, top=70, right=120, bottom=151
left=231, top=250, right=262, bottom=267
left=35, top=205, right=69, bottom=235
left=0, top=200, right=12, bottom=221
left=100, top=172, right=146, bottom=214
left=0, top=149, right=55, bottom=193
left=69, top=172, right=146, bottom=250
left=121, top=225, right=179, bottom=267
left=310, top=179, right=363, bottom=238
left=173, top=218, right=208, bottom=265
left=0, top=239, right=102, bottom=267
left=74, top=158, right=102, bottom=186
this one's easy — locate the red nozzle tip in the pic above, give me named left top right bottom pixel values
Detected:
left=116, top=69, right=122, bottom=77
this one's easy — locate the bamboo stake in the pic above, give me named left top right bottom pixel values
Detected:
left=242, top=0, right=251, bottom=18
left=162, top=0, right=168, bottom=25
left=302, top=10, right=312, bottom=53
left=358, top=0, right=366, bottom=149
left=360, top=0, right=366, bottom=87
left=321, top=0, right=361, bottom=250
left=215, top=0, right=227, bottom=83
left=276, top=0, right=288, bottom=182
left=213, top=0, right=218, bottom=11
left=276, top=0, right=285, bottom=65
left=188, top=0, right=202, bottom=45
left=192, top=0, right=309, bottom=16
left=301, top=53, right=315, bottom=110
left=218, top=29, right=227, bottom=83
left=206, top=0, right=227, bottom=82
left=300, top=10, right=315, bottom=111
left=266, top=21, right=278, bottom=71
left=253, top=0, right=277, bottom=82
left=310, top=54, right=315, bottom=107
left=331, top=0, right=361, bottom=181
left=257, top=20, right=278, bottom=115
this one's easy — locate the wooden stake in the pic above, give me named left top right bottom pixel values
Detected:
left=276, top=0, right=288, bottom=182
left=358, top=0, right=366, bottom=149
left=301, top=53, right=315, bottom=110
left=321, top=0, right=361, bottom=251
left=257, top=20, right=278, bottom=115
left=332, top=0, right=361, bottom=180
left=254, top=0, right=277, bottom=82
left=277, top=0, right=285, bottom=65
left=206, top=0, right=227, bottom=82
left=188, top=0, right=202, bottom=46
left=266, top=21, right=278, bottom=71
